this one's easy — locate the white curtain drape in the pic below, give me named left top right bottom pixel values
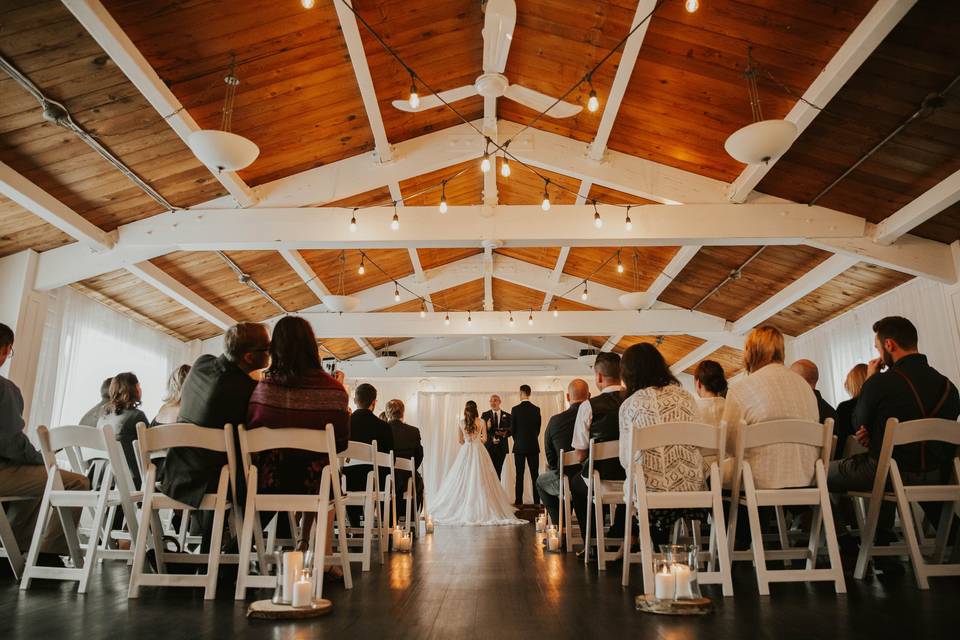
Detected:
left=29, top=287, right=195, bottom=431
left=788, top=278, right=960, bottom=407
left=417, top=390, right=565, bottom=507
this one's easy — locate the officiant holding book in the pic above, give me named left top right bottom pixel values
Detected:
left=482, top=394, right=511, bottom=479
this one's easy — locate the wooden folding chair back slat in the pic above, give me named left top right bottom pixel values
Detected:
left=854, top=417, right=960, bottom=589
left=620, top=421, right=732, bottom=596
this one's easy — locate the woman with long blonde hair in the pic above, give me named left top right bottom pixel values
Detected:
left=834, top=363, right=868, bottom=459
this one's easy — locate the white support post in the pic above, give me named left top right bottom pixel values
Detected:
left=726, top=0, right=916, bottom=202
left=125, top=261, right=236, bottom=330
left=63, top=0, right=258, bottom=207
left=0, top=250, right=49, bottom=423
left=483, top=243, right=495, bottom=311
left=481, top=336, right=492, bottom=361
left=872, top=169, right=960, bottom=245
left=540, top=246, right=571, bottom=311
left=407, top=249, right=434, bottom=312
left=0, top=161, right=115, bottom=251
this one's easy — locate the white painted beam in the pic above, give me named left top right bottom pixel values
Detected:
left=587, top=0, right=655, bottom=161
left=338, top=358, right=594, bottom=378
left=353, top=337, right=377, bottom=357
left=344, top=253, right=482, bottom=313
left=407, top=248, right=434, bottom=311
left=601, top=335, right=623, bottom=352
left=62, top=0, right=257, bottom=207
left=395, top=337, right=473, bottom=360
left=126, top=261, right=235, bottom=330
left=0, top=160, right=115, bottom=251
left=730, top=254, right=859, bottom=334
left=540, top=246, right=571, bottom=311
left=641, top=245, right=701, bottom=309
left=509, top=335, right=588, bottom=359
left=669, top=340, right=725, bottom=376
left=872, top=169, right=960, bottom=245
left=727, top=0, right=915, bottom=202
left=481, top=336, right=492, bottom=360
left=809, top=228, right=956, bottom=283
left=296, top=309, right=725, bottom=338
left=483, top=243, right=494, bottom=311
left=279, top=249, right=330, bottom=301
left=494, top=253, right=628, bottom=311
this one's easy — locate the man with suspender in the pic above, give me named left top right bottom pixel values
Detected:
left=828, top=316, right=960, bottom=561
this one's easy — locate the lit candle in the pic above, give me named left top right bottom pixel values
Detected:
left=282, top=551, right=303, bottom=603
left=547, top=532, right=560, bottom=551
left=399, top=531, right=413, bottom=552
left=392, top=527, right=404, bottom=550
left=672, top=563, right=695, bottom=599
left=536, top=514, right=546, bottom=533
left=291, top=570, right=312, bottom=608
left=425, top=516, right=434, bottom=534
left=654, top=565, right=676, bottom=600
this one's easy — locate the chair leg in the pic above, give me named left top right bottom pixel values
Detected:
left=128, top=478, right=156, bottom=599
left=854, top=493, right=883, bottom=581
left=234, top=475, right=258, bottom=600
left=20, top=473, right=56, bottom=591
left=816, top=467, right=846, bottom=594
left=621, top=499, right=634, bottom=587
left=743, top=467, right=769, bottom=596
left=890, top=465, right=929, bottom=590
left=204, top=470, right=229, bottom=600
left=775, top=506, right=792, bottom=568
left=712, top=492, right=734, bottom=597
left=583, top=479, right=593, bottom=567
left=932, top=500, right=955, bottom=564
left=638, top=501, right=655, bottom=596
left=362, top=489, right=374, bottom=572
left=314, top=473, right=331, bottom=601
left=595, top=498, right=607, bottom=571
left=79, top=484, right=111, bottom=593
left=0, top=504, right=24, bottom=579
left=806, top=505, right=823, bottom=571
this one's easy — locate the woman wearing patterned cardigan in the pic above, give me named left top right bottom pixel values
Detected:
left=247, top=316, right=350, bottom=570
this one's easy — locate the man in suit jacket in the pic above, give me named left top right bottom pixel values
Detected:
left=536, top=379, right=590, bottom=525
left=384, top=399, right=424, bottom=517
left=481, top=394, right=511, bottom=479
left=345, top=383, right=395, bottom=527
left=510, top=384, right=542, bottom=506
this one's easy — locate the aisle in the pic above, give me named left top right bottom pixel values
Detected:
left=2, top=523, right=959, bottom=639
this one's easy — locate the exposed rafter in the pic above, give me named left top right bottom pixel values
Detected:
left=540, top=246, right=571, bottom=311
left=278, top=249, right=330, bottom=301
left=872, top=169, right=960, bottom=245
left=669, top=340, right=724, bottom=376
left=353, top=337, right=378, bottom=357
left=62, top=0, right=258, bottom=207
left=641, top=245, right=701, bottom=309
left=726, top=0, right=916, bottom=203
left=125, top=261, right=235, bottom=330
left=407, top=249, right=434, bottom=312
left=601, top=335, right=623, bottom=352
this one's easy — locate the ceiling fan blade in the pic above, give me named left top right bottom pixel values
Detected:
left=503, top=84, right=582, bottom=118
left=481, top=0, right=517, bottom=73
left=391, top=85, right=478, bottom=112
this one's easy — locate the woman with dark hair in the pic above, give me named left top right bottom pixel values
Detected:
left=618, top=343, right=704, bottom=543
left=152, top=364, right=191, bottom=426
left=96, top=372, right=149, bottom=489
left=246, top=316, right=350, bottom=563
left=693, top=359, right=727, bottom=428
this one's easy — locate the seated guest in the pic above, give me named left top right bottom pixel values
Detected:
left=79, top=377, right=112, bottom=427
left=536, top=379, right=589, bottom=526
left=834, top=363, right=867, bottom=459
left=721, top=326, right=819, bottom=489
left=344, top=383, right=394, bottom=527
left=384, top=399, right=424, bottom=517
left=693, top=359, right=727, bottom=426
left=570, top=352, right=625, bottom=550
left=0, top=323, right=89, bottom=565
left=829, top=317, right=959, bottom=548
left=790, top=359, right=839, bottom=426
left=619, top=343, right=705, bottom=544
left=96, top=372, right=149, bottom=489
left=161, top=322, right=269, bottom=513
left=152, top=364, right=191, bottom=426
left=247, top=316, right=350, bottom=559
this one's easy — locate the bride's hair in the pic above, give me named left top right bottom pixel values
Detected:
left=463, top=401, right=479, bottom=433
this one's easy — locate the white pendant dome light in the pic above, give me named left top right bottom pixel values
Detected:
left=321, top=250, right=359, bottom=313
left=725, top=48, right=796, bottom=165
left=375, top=350, right=399, bottom=370
left=617, top=249, right=649, bottom=309
left=188, top=55, right=259, bottom=173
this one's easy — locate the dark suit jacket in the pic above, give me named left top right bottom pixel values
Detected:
left=481, top=408, right=511, bottom=453
left=344, top=409, right=395, bottom=491
left=388, top=419, right=423, bottom=501
left=814, top=389, right=839, bottom=428
left=510, top=400, right=542, bottom=454
left=544, top=401, right=583, bottom=475
left=160, top=354, right=256, bottom=508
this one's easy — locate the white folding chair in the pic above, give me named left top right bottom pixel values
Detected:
left=621, top=421, right=733, bottom=596
left=394, top=455, right=420, bottom=538
left=557, top=449, right=581, bottom=552
left=20, top=424, right=134, bottom=593
left=128, top=422, right=236, bottom=600
left=338, top=440, right=386, bottom=571
left=378, top=450, right=396, bottom=546
left=235, top=425, right=352, bottom=600
left=727, top=418, right=845, bottom=595
left=1, top=496, right=32, bottom=579
left=583, top=439, right=625, bottom=571
left=852, top=418, right=960, bottom=589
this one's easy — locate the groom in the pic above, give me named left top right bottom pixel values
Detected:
left=510, top=384, right=541, bottom=506
left=482, top=394, right=511, bottom=479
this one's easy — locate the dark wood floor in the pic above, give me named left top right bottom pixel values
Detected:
left=2, top=522, right=959, bottom=639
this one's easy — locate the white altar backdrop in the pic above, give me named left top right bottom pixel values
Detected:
left=417, top=390, right=565, bottom=507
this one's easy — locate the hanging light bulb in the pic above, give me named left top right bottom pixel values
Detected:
left=581, top=284, right=589, bottom=301
left=439, top=181, right=448, bottom=214
left=391, top=202, right=400, bottom=231
left=552, top=307, right=559, bottom=318
left=480, top=153, right=491, bottom=173
left=500, top=156, right=511, bottom=177
left=349, top=213, right=357, bottom=233
left=509, top=312, right=515, bottom=327
left=444, top=313, right=451, bottom=326
left=625, top=206, right=633, bottom=231
left=420, top=301, right=427, bottom=318
left=527, top=311, right=534, bottom=326
left=394, top=283, right=401, bottom=302
left=408, top=74, right=420, bottom=109
left=541, top=179, right=551, bottom=212
left=685, top=0, right=699, bottom=13
left=467, top=311, right=472, bottom=324
left=358, top=255, right=365, bottom=275
left=301, top=0, right=315, bottom=8
left=593, top=201, right=603, bottom=229
left=588, top=89, right=599, bottom=113
left=616, top=251, right=624, bottom=274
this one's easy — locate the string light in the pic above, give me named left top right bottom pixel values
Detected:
left=552, top=307, right=559, bottom=318
left=616, top=250, right=624, bottom=274
left=500, top=155, right=511, bottom=177
left=349, top=208, right=358, bottom=232
left=480, top=153, right=491, bottom=173
left=586, top=74, right=600, bottom=113
left=509, top=312, right=515, bottom=326
left=391, top=202, right=400, bottom=231
left=541, top=179, right=551, bottom=212
left=408, top=74, right=420, bottom=109
left=581, top=283, right=589, bottom=301
left=467, top=310, right=472, bottom=324
left=439, top=181, right=448, bottom=214
left=527, top=311, right=534, bottom=326
left=625, top=205, right=633, bottom=231
left=420, top=300, right=427, bottom=318
left=394, top=282, right=401, bottom=302
left=685, top=0, right=699, bottom=13
left=301, top=0, right=314, bottom=8
left=358, top=255, right=365, bottom=275
left=444, top=313, right=451, bottom=326
left=593, top=201, right=603, bottom=229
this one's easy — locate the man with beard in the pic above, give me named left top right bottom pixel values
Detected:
left=828, top=316, right=959, bottom=563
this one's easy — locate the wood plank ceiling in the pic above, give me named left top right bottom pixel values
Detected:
left=1, top=0, right=952, bottom=376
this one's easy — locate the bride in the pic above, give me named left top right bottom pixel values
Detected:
left=429, top=401, right=526, bottom=526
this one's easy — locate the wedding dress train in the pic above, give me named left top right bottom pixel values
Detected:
left=430, top=419, right=526, bottom=526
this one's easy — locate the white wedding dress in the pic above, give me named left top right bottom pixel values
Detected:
left=429, top=418, right=526, bottom=526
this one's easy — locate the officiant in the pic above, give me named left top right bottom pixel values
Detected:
left=482, top=394, right=511, bottom=479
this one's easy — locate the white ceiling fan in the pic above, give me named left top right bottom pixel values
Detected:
left=391, top=0, right=582, bottom=120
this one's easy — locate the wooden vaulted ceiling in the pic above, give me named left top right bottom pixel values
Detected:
left=2, top=0, right=958, bottom=375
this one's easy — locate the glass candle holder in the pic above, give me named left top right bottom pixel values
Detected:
left=291, top=568, right=313, bottom=608
left=535, top=513, right=547, bottom=533
left=425, top=516, right=434, bottom=534
left=659, top=544, right=702, bottom=600
left=398, top=530, right=413, bottom=553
